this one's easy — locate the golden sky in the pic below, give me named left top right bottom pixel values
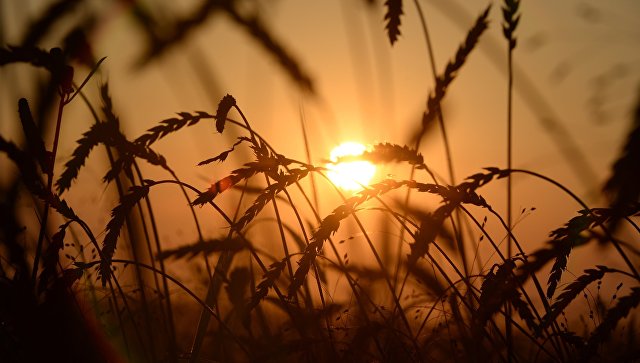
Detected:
left=1, top=0, right=638, bottom=252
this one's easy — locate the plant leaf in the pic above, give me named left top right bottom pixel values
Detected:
left=21, top=0, right=82, bottom=47
left=224, top=6, right=315, bottom=93
left=156, top=237, right=245, bottom=261
left=18, top=98, right=49, bottom=175
left=198, top=137, right=248, bottom=166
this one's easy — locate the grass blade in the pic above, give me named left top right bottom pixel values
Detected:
left=18, top=98, right=49, bottom=175
left=156, top=237, right=245, bottom=261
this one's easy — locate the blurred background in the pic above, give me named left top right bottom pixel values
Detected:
left=1, top=0, right=639, bottom=360
left=2, top=0, right=638, bottom=251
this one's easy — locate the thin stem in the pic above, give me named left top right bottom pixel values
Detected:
left=506, top=18, right=515, bottom=363
left=374, top=187, right=559, bottom=358
left=89, top=259, right=251, bottom=358
left=168, top=169, right=211, bottom=276
left=32, top=93, right=67, bottom=286
left=112, top=159, right=158, bottom=362
left=394, top=0, right=468, bottom=295
left=511, top=168, right=640, bottom=280
left=464, top=206, right=566, bottom=357
left=298, top=99, right=319, bottom=211
left=506, top=28, right=514, bottom=262
left=148, top=179, right=311, bottom=358
left=133, top=163, right=178, bottom=362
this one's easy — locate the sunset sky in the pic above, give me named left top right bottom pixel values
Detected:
left=3, top=3, right=640, bottom=361
left=1, top=0, right=638, bottom=250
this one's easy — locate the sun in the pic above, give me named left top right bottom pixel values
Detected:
left=326, top=142, right=376, bottom=191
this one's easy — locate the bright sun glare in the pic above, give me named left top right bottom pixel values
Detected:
left=326, top=142, right=376, bottom=191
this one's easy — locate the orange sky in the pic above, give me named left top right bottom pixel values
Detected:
left=1, top=0, right=639, bottom=258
